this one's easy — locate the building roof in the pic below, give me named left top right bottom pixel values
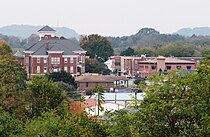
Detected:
left=38, top=25, right=55, bottom=32
left=25, top=39, right=85, bottom=55
left=75, top=75, right=129, bottom=83
left=14, top=50, right=24, bottom=58
left=140, top=57, right=196, bottom=64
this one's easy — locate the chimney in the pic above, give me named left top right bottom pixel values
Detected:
left=157, top=56, right=166, bottom=71
left=45, top=42, right=49, bottom=50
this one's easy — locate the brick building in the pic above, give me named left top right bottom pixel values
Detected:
left=23, top=25, right=86, bottom=77
left=109, top=56, right=197, bottom=78
left=75, top=75, right=129, bottom=92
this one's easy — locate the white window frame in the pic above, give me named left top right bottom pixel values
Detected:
left=44, top=58, right=47, bottom=63
left=70, top=66, right=73, bottom=73
left=70, top=57, right=74, bottom=63
left=64, top=57, right=68, bottom=63
left=37, top=66, right=40, bottom=73
left=51, top=57, right=60, bottom=64
left=44, top=67, right=47, bottom=73
left=37, top=57, right=40, bottom=63
left=64, top=66, right=68, bottom=72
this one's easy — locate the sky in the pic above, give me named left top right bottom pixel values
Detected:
left=1, top=0, right=210, bottom=36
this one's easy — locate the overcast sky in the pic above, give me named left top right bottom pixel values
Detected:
left=1, top=0, right=210, bottom=36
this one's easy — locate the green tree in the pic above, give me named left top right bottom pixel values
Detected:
left=80, top=34, right=114, bottom=62
left=106, top=110, right=133, bottom=137
left=134, top=47, right=157, bottom=57
left=120, top=47, right=135, bottom=56
left=57, top=81, right=81, bottom=100
left=92, top=86, right=105, bottom=116
left=131, top=58, right=210, bottom=136
left=28, top=76, right=66, bottom=117
left=158, top=43, right=195, bottom=57
left=47, top=70, right=77, bottom=88
left=0, top=42, right=27, bottom=111
left=85, top=58, right=111, bottom=75
left=0, top=107, right=23, bottom=136
left=106, top=57, right=210, bottom=136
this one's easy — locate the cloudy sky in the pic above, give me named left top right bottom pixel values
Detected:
left=1, top=0, right=210, bottom=36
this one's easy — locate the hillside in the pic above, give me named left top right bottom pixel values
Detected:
left=0, top=25, right=80, bottom=40
left=108, top=28, right=185, bottom=53
left=176, top=27, right=210, bottom=37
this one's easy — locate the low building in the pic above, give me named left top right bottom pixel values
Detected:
left=23, top=25, right=86, bottom=77
left=75, top=75, right=129, bottom=92
left=138, top=56, right=196, bottom=78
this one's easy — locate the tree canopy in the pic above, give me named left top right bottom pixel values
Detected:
left=47, top=70, right=77, bottom=88
left=80, top=34, right=114, bottom=62
left=120, top=47, right=135, bottom=56
left=85, top=58, right=111, bottom=75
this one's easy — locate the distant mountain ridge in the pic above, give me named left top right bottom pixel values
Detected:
left=176, top=27, right=210, bottom=36
left=0, top=25, right=80, bottom=40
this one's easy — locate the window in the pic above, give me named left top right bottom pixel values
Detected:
left=70, top=66, right=73, bottom=73
left=186, top=66, right=191, bottom=70
left=145, top=66, right=148, bottom=70
left=51, top=57, right=60, bottom=64
left=64, top=58, right=68, bottom=63
left=115, top=62, right=121, bottom=66
left=152, top=66, right=156, bottom=70
left=135, top=64, right=138, bottom=69
left=70, top=57, right=74, bottom=63
left=64, top=66, right=68, bottom=72
left=37, top=66, right=40, bottom=73
left=86, top=82, right=88, bottom=87
left=44, top=67, right=47, bottom=73
left=25, top=57, right=29, bottom=63
left=44, top=58, right=47, bottom=63
left=139, top=65, right=144, bottom=69
left=37, top=57, right=40, bottom=63
left=166, top=66, right=171, bottom=70
left=176, top=66, right=181, bottom=70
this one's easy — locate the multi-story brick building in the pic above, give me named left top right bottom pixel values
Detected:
left=110, top=56, right=144, bottom=76
left=23, top=25, right=86, bottom=77
left=109, top=56, right=197, bottom=78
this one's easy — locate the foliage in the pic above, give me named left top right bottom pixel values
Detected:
left=134, top=47, right=157, bottom=57
left=28, top=76, right=66, bottom=117
left=85, top=58, right=111, bottom=75
left=106, top=110, right=133, bottom=137
left=47, top=70, right=77, bottom=88
left=0, top=107, right=23, bottom=136
left=80, top=34, right=114, bottom=62
left=158, top=43, right=195, bottom=57
left=57, top=81, right=81, bottom=100
left=0, top=41, right=12, bottom=55
left=0, top=42, right=27, bottom=112
left=105, top=57, right=210, bottom=136
left=120, top=47, right=135, bottom=56
left=92, top=86, right=105, bottom=116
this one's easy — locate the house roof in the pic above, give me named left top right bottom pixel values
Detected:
left=25, top=39, right=85, bottom=55
left=75, top=75, right=129, bottom=83
left=14, top=50, right=24, bottom=58
left=38, top=25, right=55, bottom=32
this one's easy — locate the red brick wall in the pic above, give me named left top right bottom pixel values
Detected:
left=78, top=82, right=114, bottom=91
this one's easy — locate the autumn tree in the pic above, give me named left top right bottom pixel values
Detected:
left=80, top=34, right=114, bottom=62
left=0, top=41, right=27, bottom=111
